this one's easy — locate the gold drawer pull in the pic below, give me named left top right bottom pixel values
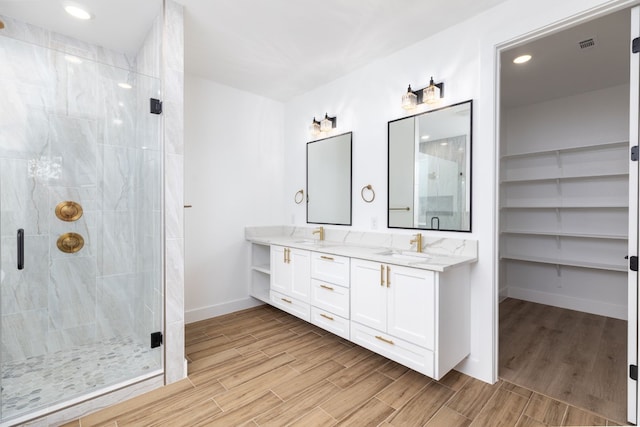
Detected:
left=320, top=255, right=334, bottom=261
left=320, top=313, right=334, bottom=321
left=375, top=335, right=394, bottom=345
left=281, top=298, right=292, bottom=304
left=380, top=265, right=385, bottom=286
left=320, top=284, right=334, bottom=291
left=387, top=266, right=391, bottom=288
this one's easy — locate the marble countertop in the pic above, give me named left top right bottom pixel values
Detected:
left=246, top=227, right=477, bottom=272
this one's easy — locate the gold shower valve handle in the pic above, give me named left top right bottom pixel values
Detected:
left=55, top=201, right=83, bottom=222
left=57, top=232, right=84, bottom=254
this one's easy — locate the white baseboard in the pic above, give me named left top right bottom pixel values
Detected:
left=454, top=355, right=495, bottom=384
left=185, top=297, right=264, bottom=324
left=508, top=287, right=627, bottom=320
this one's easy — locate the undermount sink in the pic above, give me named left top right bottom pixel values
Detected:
left=377, top=250, right=432, bottom=262
left=294, top=239, right=322, bottom=245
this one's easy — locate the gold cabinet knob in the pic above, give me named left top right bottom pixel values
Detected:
left=57, top=232, right=84, bottom=253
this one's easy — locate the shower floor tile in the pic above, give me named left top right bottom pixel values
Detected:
left=1, top=336, right=160, bottom=420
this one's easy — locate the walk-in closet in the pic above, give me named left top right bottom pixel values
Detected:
left=498, top=8, right=633, bottom=424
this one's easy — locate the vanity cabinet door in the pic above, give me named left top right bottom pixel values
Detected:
left=387, top=265, right=435, bottom=350
left=271, top=245, right=292, bottom=294
left=270, top=246, right=310, bottom=303
left=290, top=248, right=311, bottom=302
left=350, top=259, right=387, bottom=331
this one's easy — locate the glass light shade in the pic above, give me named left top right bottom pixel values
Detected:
left=401, top=86, right=418, bottom=110
left=320, top=114, right=333, bottom=132
left=309, top=119, right=321, bottom=136
left=423, top=83, right=440, bottom=105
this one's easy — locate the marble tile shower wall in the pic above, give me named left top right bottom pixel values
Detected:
left=0, top=14, right=163, bottom=363
left=162, top=0, right=186, bottom=384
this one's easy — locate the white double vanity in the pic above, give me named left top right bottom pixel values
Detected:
left=246, top=226, right=477, bottom=380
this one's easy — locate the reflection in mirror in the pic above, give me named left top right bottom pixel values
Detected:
left=307, top=132, right=352, bottom=225
left=388, top=100, right=472, bottom=232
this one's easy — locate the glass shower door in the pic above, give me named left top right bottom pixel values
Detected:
left=0, top=34, right=163, bottom=423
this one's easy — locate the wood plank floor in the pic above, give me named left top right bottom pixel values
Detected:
left=65, top=304, right=625, bottom=426
left=499, top=298, right=627, bottom=425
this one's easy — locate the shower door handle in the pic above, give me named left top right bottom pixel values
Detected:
left=17, top=228, right=24, bottom=270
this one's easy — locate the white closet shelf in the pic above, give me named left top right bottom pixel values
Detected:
left=501, top=200, right=628, bottom=209
left=500, top=254, right=627, bottom=272
left=501, top=230, right=628, bottom=240
left=500, top=140, right=628, bottom=159
left=251, top=264, right=270, bottom=275
left=501, top=172, right=628, bottom=184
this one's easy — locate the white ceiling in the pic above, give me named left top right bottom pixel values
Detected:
left=176, top=0, right=512, bottom=101
left=0, top=0, right=511, bottom=101
left=0, top=0, right=162, bottom=56
left=500, top=8, right=630, bottom=108
left=0, top=1, right=630, bottom=105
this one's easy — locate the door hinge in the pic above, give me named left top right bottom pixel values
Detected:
left=631, top=256, right=639, bottom=272
left=150, top=98, right=163, bottom=115
left=632, top=146, right=639, bottom=161
left=633, top=37, right=640, bottom=53
left=631, top=364, right=638, bottom=381
left=150, top=331, right=163, bottom=348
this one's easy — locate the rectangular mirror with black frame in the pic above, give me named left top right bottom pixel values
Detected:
left=307, top=132, right=352, bottom=225
left=388, top=100, right=472, bottom=232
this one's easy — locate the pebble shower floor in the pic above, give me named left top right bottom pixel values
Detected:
left=1, top=336, right=159, bottom=421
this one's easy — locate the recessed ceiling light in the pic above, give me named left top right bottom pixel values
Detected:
left=440, top=142, right=449, bottom=146
left=513, top=54, right=532, bottom=64
left=421, top=135, right=430, bottom=140
left=118, top=82, right=132, bottom=89
left=64, top=5, right=92, bottom=20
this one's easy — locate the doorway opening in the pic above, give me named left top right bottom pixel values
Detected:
left=497, top=6, right=634, bottom=424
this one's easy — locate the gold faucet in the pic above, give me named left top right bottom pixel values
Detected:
left=410, top=233, right=423, bottom=253
left=312, top=226, right=325, bottom=241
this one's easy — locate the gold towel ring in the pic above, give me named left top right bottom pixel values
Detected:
left=361, top=185, right=375, bottom=203
left=294, top=189, right=305, bottom=204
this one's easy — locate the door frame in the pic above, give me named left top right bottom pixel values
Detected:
left=493, top=1, right=640, bottom=423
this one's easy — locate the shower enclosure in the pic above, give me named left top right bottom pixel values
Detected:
left=0, top=9, right=164, bottom=424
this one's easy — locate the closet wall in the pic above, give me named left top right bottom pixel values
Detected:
left=499, top=83, right=629, bottom=320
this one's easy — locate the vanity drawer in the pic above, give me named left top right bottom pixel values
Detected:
left=270, top=290, right=310, bottom=322
left=311, top=307, right=350, bottom=340
left=311, top=252, right=350, bottom=287
left=310, top=279, right=349, bottom=319
left=350, top=321, right=434, bottom=379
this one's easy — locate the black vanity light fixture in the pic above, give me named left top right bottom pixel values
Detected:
left=401, top=77, right=445, bottom=110
left=310, top=113, right=337, bottom=136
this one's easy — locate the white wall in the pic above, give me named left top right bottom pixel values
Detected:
left=184, top=76, right=285, bottom=322
left=282, top=0, right=634, bottom=383
left=500, top=84, right=629, bottom=319
left=503, top=85, right=629, bottom=155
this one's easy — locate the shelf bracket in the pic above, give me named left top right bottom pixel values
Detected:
left=555, top=264, right=561, bottom=277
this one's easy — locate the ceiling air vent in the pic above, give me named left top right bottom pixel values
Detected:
left=578, top=38, right=596, bottom=49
